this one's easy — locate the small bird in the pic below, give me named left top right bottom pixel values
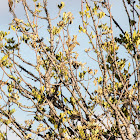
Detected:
left=8, top=0, right=13, bottom=12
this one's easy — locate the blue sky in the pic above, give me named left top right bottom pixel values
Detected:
left=0, top=0, right=130, bottom=61
left=0, top=0, right=137, bottom=139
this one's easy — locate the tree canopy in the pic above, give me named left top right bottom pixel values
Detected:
left=0, top=0, right=140, bottom=140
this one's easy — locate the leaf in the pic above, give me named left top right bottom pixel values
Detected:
left=54, top=124, right=58, bottom=129
left=61, top=2, right=65, bottom=8
left=92, top=35, right=96, bottom=38
left=60, top=113, right=65, bottom=118
left=86, top=4, right=90, bottom=11
left=133, top=30, right=136, bottom=38
left=98, top=12, right=105, bottom=19
left=128, top=62, right=131, bottom=68
left=6, top=120, right=11, bottom=125
left=136, top=39, right=140, bottom=46
left=118, top=82, right=122, bottom=88
left=62, top=117, right=65, bottom=122
left=65, top=75, right=68, bottom=81
left=79, top=25, right=83, bottom=31
left=41, top=86, right=44, bottom=92
left=136, top=5, right=140, bottom=9
left=75, top=41, right=80, bottom=45
left=37, top=94, right=41, bottom=101
left=87, top=13, right=90, bottom=18
left=10, top=109, right=16, bottom=114
left=11, top=25, right=15, bottom=31
left=67, top=110, right=71, bottom=115
left=98, top=76, right=103, bottom=83
left=127, top=116, right=130, bottom=121
left=83, top=29, right=86, bottom=33
left=58, top=2, right=65, bottom=9
left=1, top=55, right=8, bottom=61
left=95, top=128, right=99, bottom=134
left=8, top=75, right=16, bottom=81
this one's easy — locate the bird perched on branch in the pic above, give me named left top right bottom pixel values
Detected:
left=8, top=0, right=13, bottom=12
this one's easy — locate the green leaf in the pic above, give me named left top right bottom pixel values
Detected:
left=6, top=120, right=11, bottom=125
left=98, top=76, right=103, bottom=83
left=58, top=2, right=65, bottom=9
left=133, top=30, right=136, bottom=39
left=54, top=124, right=58, bottom=129
left=1, top=55, right=8, bottom=61
left=8, top=75, right=16, bottom=81
left=10, top=109, right=16, bottom=114
left=83, top=29, right=86, bottom=33
left=11, top=25, right=15, bottom=31
left=118, top=82, right=122, bottom=88
left=60, top=113, right=65, bottom=118
left=86, top=4, right=90, bottom=11
left=62, top=117, right=65, bottom=122
left=136, top=5, right=140, bottom=9
left=98, top=12, right=105, bottom=19
left=41, top=86, right=44, bottom=92
left=127, top=116, right=130, bottom=121
left=37, top=94, right=41, bottom=101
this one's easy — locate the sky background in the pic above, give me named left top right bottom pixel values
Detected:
left=0, top=0, right=137, bottom=139
left=0, top=0, right=130, bottom=61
